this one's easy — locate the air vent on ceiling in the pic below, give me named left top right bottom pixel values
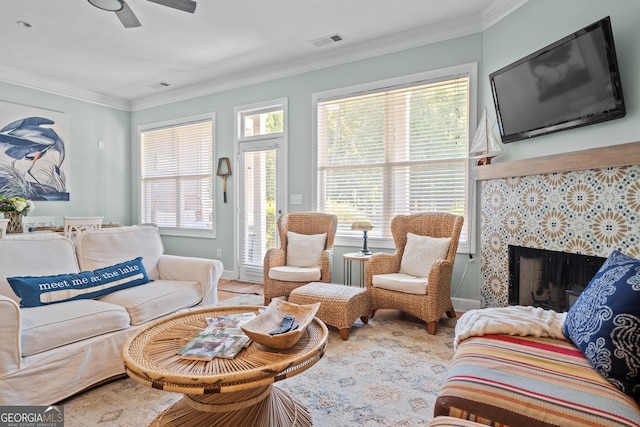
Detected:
left=309, top=33, right=344, bottom=48
left=147, top=81, right=172, bottom=90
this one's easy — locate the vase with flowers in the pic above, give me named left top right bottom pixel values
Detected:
left=0, top=195, right=35, bottom=234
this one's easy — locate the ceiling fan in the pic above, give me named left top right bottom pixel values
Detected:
left=87, top=0, right=196, bottom=28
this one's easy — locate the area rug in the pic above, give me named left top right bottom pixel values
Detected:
left=218, top=279, right=264, bottom=295
left=61, top=294, right=456, bottom=426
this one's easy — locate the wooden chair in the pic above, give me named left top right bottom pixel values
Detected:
left=365, top=212, right=464, bottom=334
left=263, top=212, right=338, bottom=305
left=63, top=216, right=104, bottom=239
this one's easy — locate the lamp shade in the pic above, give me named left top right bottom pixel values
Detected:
left=88, top=0, right=124, bottom=11
left=351, top=220, right=372, bottom=231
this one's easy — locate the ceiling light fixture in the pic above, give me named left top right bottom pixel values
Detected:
left=16, top=21, right=32, bottom=28
left=88, top=0, right=124, bottom=12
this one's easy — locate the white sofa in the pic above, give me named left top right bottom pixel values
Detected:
left=0, top=225, right=223, bottom=405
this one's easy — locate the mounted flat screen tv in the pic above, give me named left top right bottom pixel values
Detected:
left=490, top=16, right=625, bottom=143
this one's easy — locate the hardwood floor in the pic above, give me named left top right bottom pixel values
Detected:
left=218, top=290, right=240, bottom=301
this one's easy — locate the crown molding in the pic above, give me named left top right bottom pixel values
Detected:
left=1, top=0, right=526, bottom=112
left=131, top=14, right=485, bottom=110
left=481, top=0, right=529, bottom=30
left=0, top=65, right=130, bottom=111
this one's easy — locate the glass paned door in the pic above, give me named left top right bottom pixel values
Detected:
left=238, top=141, right=282, bottom=282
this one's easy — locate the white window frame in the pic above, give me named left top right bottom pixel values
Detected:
left=312, top=63, right=478, bottom=253
left=234, top=98, right=288, bottom=280
left=138, top=112, right=216, bottom=238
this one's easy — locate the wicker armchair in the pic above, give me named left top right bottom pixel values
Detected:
left=365, top=212, right=463, bottom=334
left=263, top=212, right=338, bottom=305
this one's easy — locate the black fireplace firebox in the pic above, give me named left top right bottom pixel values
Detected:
left=508, top=246, right=606, bottom=312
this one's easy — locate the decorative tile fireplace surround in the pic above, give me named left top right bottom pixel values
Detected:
left=476, top=141, right=640, bottom=308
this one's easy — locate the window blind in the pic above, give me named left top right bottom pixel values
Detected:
left=317, top=77, right=469, bottom=244
left=140, top=119, right=214, bottom=233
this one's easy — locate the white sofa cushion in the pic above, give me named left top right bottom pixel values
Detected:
left=98, top=279, right=202, bottom=325
left=20, top=299, right=130, bottom=356
left=372, top=272, right=428, bottom=295
left=75, top=226, right=164, bottom=279
left=268, top=266, right=322, bottom=282
left=399, top=233, right=451, bottom=277
left=0, top=236, right=79, bottom=304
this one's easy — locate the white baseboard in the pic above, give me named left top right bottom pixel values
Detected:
left=220, top=270, right=238, bottom=281
left=452, top=297, right=481, bottom=313
left=220, top=270, right=263, bottom=282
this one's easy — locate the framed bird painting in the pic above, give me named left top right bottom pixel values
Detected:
left=0, top=101, right=69, bottom=201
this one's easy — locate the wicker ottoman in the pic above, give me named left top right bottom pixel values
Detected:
left=289, top=282, right=370, bottom=340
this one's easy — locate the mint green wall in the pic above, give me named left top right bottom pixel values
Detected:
left=3, top=0, right=638, bottom=304
left=131, top=34, right=483, bottom=278
left=464, top=0, right=640, bottom=302
left=134, top=0, right=640, bottom=302
left=481, top=0, right=639, bottom=162
left=0, top=82, right=131, bottom=226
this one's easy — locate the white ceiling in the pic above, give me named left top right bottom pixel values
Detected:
left=1, top=0, right=527, bottom=111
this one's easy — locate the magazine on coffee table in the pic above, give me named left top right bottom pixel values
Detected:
left=205, top=312, right=256, bottom=359
left=177, top=334, right=226, bottom=361
left=178, top=312, right=256, bottom=361
left=205, top=312, right=256, bottom=328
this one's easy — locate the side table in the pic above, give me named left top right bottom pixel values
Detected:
left=342, top=252, right=373, bottom=287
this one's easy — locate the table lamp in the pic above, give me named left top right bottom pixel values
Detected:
left=351, top=220, right=373, bottom=256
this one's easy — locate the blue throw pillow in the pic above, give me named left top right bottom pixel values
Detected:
left=563, top=250, right=640, bottom=399
left=8, top=257, right=151, bottom=308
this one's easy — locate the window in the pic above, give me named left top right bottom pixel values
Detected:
left=235, top=99, right=287, bottom=282
left=139, top=114, right=214, bottom=236
left=314, top=65, right=475, bottom=251
left=239, top=106, right=284, bottom=139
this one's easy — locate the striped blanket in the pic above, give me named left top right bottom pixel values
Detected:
left=435, top=334, right=640, bottom=426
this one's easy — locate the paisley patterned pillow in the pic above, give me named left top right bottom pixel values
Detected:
left=563, top=250, right=640, bottom=399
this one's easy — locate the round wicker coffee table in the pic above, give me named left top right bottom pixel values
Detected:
left=122, top=305, right=328, bottom=427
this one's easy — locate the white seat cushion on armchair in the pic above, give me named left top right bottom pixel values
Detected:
left=372, top=273, right=428, bottom=295
left=267, top=231, right=325, bottom=282
left=268, top=266, right=321, bottom=282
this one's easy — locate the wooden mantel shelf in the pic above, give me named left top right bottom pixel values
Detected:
left=472, top=141, right=640, bottom=180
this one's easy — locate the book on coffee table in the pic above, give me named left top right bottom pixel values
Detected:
left=205, top=312, right=256, bottom=328
left=178, top=312, right=256, bottom=361
left=204, top=313, right=256, bottom=359
left=177, top=334, right=226, bottom=361
left=213, top=332, right=252, bottom=359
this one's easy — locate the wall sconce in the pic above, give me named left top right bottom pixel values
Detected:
left=351, top=220, right=373, bottom=255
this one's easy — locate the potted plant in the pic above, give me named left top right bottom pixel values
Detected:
left=0, top=196, right=35, bottom=234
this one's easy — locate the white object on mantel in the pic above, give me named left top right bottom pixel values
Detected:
left=469, top=107, right=503, bottom=165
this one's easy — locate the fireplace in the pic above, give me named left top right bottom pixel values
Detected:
left=508, top=246, right=606, bottom=312
left=478, top=159, right=640, bottom=309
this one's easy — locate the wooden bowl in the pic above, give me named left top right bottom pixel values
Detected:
left=241, top=299, right=321, bottom=350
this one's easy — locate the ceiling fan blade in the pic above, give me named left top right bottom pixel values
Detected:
left=116, top=2, right=141, bottom=28
left=146, top=0, right=196, bottom=13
